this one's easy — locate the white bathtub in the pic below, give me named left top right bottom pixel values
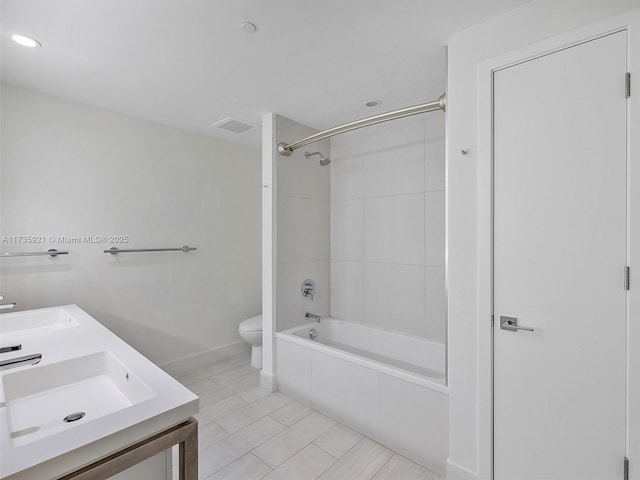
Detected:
left=276, top=318, right=449, bottom=475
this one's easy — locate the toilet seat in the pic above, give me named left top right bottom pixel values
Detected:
left=239, top=315, right=262, bottom=332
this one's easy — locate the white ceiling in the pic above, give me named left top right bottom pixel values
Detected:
left=1, top=0, right=530, bottom=147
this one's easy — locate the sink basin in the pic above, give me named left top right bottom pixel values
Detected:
left=0, top=305, right=197, bottom=480
left=3, top=351, right=155, bottom=446
left=0, top=308, right=79, bottom=334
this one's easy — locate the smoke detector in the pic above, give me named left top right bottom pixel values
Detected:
left=210, top=117, right=257, bottom=134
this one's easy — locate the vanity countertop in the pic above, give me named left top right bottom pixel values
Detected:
left=0, top=304, right=198, bottom=480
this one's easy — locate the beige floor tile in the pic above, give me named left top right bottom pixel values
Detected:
left=199, top=422, right=230, bottom=451
left=226, top=416, right=287, bottom=452
left=196, top=395, right=247, bottom=426
left=175, top=366, right=212, bottom=385
left=313, top=424, right=363, bottom=459
left=317, top=438, right=393, bottom=480
left=251, top=392, right=293, bottom=416
left=269, top=401, right=313, bottom=427
left=217, top=404, right=265, bottom=434
left=199, top=417, right=284, bottom=478
left=252, top=412, right=336, bottom=468
left=237, top=385, right=272, bottom=403
left=371, top=454, right=441, bottom=480
left=188, top=378, right=220, bottom=395
left=198, top=387, right=238, bottom=408
left=206, top=453, right=272, bottom=480
left=199, top=438, right=245, bottom=479
left=261, top=444, right=336, bottom=480
left=211, top=364, right=258, bottom=384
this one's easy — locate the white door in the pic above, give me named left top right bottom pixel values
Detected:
left=494, top=31, right=627, bottom=480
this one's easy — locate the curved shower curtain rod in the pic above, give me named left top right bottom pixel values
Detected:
left=277, top=93, right=446, bottom=156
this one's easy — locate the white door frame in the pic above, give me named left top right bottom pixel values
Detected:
left=476, top=10, right=640, bottom=480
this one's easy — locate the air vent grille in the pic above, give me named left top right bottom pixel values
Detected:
left=210, top=117, right=257, bottom=134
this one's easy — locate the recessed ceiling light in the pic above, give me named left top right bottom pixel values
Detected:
left=240, top=22, right=257, bottom=33
left=364, top=100, right=380, bottom=107
left=11, top=33, right=41, bottom=48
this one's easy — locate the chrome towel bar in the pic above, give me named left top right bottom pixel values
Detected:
left=0, top=249, right=68, bottom=257
left=104, top=246, right=197, bottom=254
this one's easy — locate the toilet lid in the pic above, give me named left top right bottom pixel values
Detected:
left=239, top=315, right=262, bottom=332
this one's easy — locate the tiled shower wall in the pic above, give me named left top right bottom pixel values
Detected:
left=329, top=114, right=446, bottom=342
left=275, top=116, right=331, bottom=332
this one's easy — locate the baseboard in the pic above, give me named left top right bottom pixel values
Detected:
left=446, top=460, right=481, bottom=480
left=159, top=341, right=251, bottom=376
left=260, top=370, right=278, bottom=392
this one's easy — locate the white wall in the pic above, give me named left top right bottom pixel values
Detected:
left=0, top=84, right=262, bottom=368
left=275, top=116, right=330, bottom=332
left=261, top=114, right=330, bottom=390
left=329, top=115, right=446, bottom=341
left=446, top=2, right=640, bottom=479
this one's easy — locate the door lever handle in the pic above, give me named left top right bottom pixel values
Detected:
left=500, top=316, right=534, bottom=332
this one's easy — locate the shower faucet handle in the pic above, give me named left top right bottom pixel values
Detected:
left=301, top=279, right=315, bottom=301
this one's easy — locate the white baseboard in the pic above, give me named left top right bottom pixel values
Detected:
left=159, top=341, right=251, bottom=376
left=260, top=370, right=278, bottom=392
left=446, top=460, right=481, bottom=480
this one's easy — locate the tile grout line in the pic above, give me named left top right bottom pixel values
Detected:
left=424, top=119, right=428, bottom=339
left=369, top=451, right=395, bottom=480
left=268, top=408, right=314, bottom=428
left=252, top=421, right=336, bottom=472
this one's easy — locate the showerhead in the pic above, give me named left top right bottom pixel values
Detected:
left=305, top=151, right=330, bottom=166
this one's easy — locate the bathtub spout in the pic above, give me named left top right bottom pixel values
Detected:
left=305, top=312, right=321, bottom=323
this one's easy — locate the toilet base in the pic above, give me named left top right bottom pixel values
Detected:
left=251, top=345, right=263, bottom=369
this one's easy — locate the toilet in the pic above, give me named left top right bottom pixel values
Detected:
left=239, top=315, right=262, bottom=368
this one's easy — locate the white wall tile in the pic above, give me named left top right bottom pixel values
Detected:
left=424, top=191, right=445, bottom=267
left=425, top=267, right=446, bottom=344
left=330, top=199, right=363, bottom=261
left=363, top=143, right=425, bottom=198
left=278, top=141, right=330, bottom=201
left=425, top=136, right=445, bottom=192
left=364, top=194, right=425, bottom=265
left=277, top=196, right=329, bottom=264
left=311, top=350, right=379, bottom=440
left=330, top=155, right=363, bottom=201
left=379, top=373, right=449, bottom=475
left=328, top=111, right=445, bottom=340
left=330, top=261, right=363, bottom=323
left=276, top=340, right=312, bottom=405
left=277, top=261, right=330, bottom=331
left=363, top=263, right=426, bottom=337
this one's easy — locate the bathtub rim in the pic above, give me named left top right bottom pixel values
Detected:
left=276, top=321, right=449, bottom=395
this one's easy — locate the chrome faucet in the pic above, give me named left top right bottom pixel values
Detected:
left=0, top=353, right=42, bottom=371
left=305, top=312, right=321, bottom=323
left=301, top=279, right=315, bottom=301
left=0, top=344, right=22, bottom=354
left=0, top=295, right=16, bottom=310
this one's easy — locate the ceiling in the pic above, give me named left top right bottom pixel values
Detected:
left=1, top=0, right=531, bottom=147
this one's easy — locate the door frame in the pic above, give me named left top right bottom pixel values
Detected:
left=476, top=10, right=640, bottom=480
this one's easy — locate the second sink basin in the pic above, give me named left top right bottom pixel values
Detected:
left=3, top=351, right=155, bottom=446
left=0, top=308, right=79, bottom=334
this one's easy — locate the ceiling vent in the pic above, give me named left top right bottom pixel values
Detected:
left=210, top=117, right=257, bottom=134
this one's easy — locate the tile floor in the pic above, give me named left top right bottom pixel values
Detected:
left=171, top=352, right=443, bottom=480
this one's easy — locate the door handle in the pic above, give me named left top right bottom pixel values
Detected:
left=500, top=316, right=534, bottom=332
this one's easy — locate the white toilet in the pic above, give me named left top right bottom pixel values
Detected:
left=239, top=315, right=262, bottom=368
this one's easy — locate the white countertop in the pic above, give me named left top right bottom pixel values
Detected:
left=0, top=305, right=198, bottom=479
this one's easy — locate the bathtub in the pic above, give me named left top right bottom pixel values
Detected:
left=275, top=318, right=449, bottom=475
